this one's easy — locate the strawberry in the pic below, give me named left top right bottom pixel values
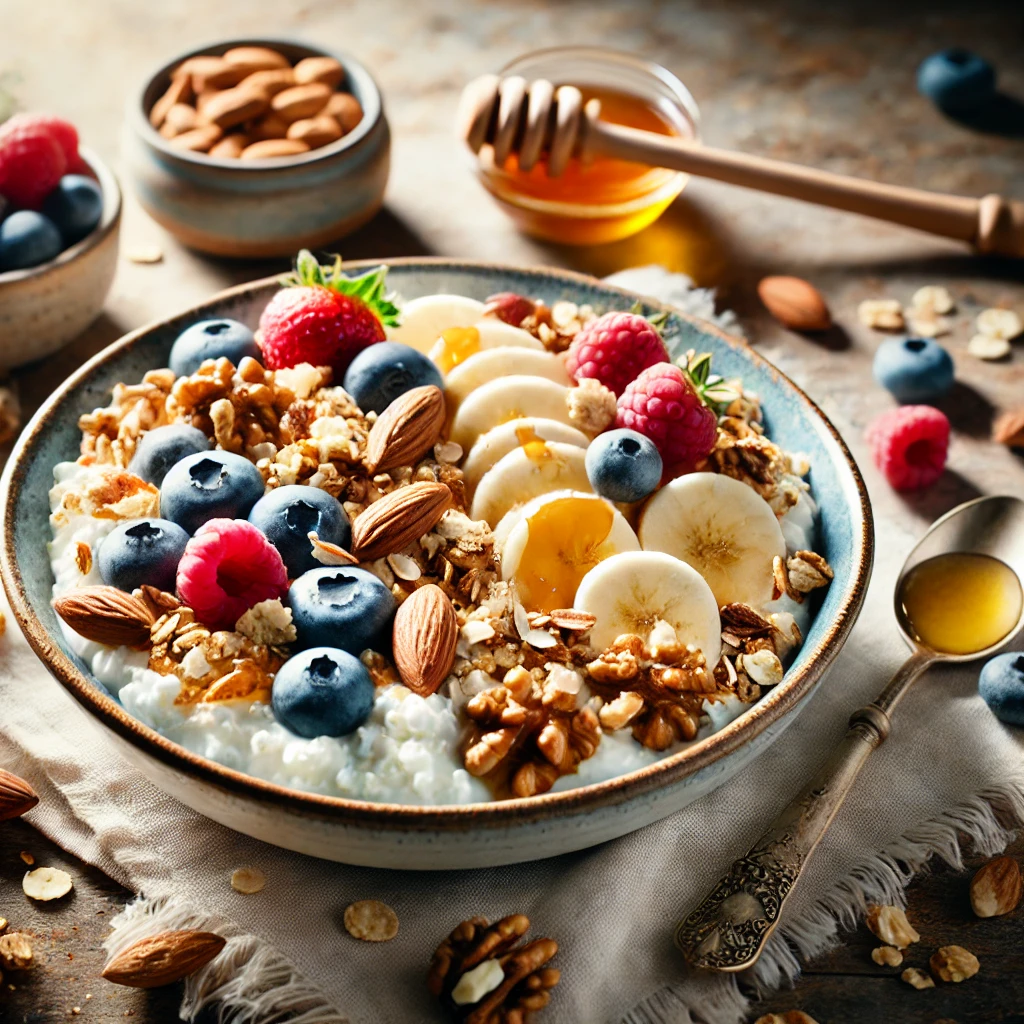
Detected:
left=257, top=250, right=400, bottom=378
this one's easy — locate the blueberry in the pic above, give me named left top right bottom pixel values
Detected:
left=288, top=566, right=395, bottom=653
left=97, top=517, right=190, bottom=593
left=249, top=485, right=351, bottom=578
left=342, top=341, right=444, bottom=414
left=129, top=424, right=212, bottom=486
left=917, top=49, right=996, bottom=111
left=979, top=652, right=1024, bottom=726
left=272, top=646, right=375, bottom=738
left=0, top=211, right=62, bottom=272
left=169, top=319, right=260, bottom=377
left=160, top=450, right=265, bottom=534
left=41, top=174, right=104, bottom=246
left=585, top=428, right=663, bottom=503
left=872, top=337, right=955, bottom=403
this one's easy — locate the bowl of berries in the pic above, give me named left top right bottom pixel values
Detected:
left=0, top=114, right=121, bottom=367
left=1, top=255, right=871, bottom=867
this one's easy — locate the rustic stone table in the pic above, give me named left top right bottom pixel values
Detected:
left=1, top=0, right=1022, bottom=1021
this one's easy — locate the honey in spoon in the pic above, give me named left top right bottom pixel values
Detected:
left=898, top=552, right=1023, bottom=656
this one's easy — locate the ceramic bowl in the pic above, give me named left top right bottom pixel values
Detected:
left=0, top=148, right=121, bottom=369
left=0, top=261, right=873, bottom=869
left=123, top=39, right=390, bottom=258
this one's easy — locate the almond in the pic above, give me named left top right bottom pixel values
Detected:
left=392, top=584, right=458, bottom=697
left=0, top=769, right=39, bottom=822
left=209, top=133, right=251, bottom=159
left=240, top=139, right=310, bottom=160
left=150, top=72, right=193, bottom=128
left=102, top=929, right=227, bottom=988
left=250, top=112, right=292, bottom=141
left=199, top=87, right=268, bottom=130
left=287, top=114, right=343, bottom=148
left=241, top=67, right=296, bottom=98
left=993, top=409, right=1024, bottom=448
left=757, top=276, right=832, bottom=332
left=158, top=103, right=198, bottom=139
left=350, top=482, right=452, bottom=561
left=179, top=55, right=248, bottom=92
left=168, top=124, right=223, bottom=153
left=323, top=92, right=363, bottom=133
left=364, top=385, right=446, bottom=473
left=222, top=46, right=290, bottom=74
left=293, top=56, right=345, bottom=89
left=53, top=586, right=155, bottom=649
left=271, top=83, right=332, bottom=123
left=970, top=855, right=1022, bottom=918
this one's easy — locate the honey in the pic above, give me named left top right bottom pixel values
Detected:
left=898, top=552, right=1023, bottom=656
left=514, top=424, right=550, bottom=464
left=434, top=326, right=481, bottom=374
left=513, top=495, right=616, bottom=612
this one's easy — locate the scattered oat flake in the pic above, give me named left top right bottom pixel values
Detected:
left=387, top=552, right=421, bottom=581
left=308, top=531, right=358, bottom=565
left=435, top=440, right=463, bottom=463
left=126, top=244, right=163, bottom=265
left=343, top=899, right=399, bottom=942
left=976, top=307, right=1022, bottom=341
left=858, top=299, right=904, bottom=331
left=968, top=334, right=1011, bottom=361
left=18, top=851, right=33, bottom=866
left=23, top=866, right=73, bottom=901
left=230, top=866, right=266, bottom=894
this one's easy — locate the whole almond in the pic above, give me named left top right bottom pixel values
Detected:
left=241, top=139, right=311, bottom=160
left=287, top=115, right=343, bottom=149
left=757, top=276, right=832, bottom=332
left=483, top=291, right=536, bottom=327
left=222, top=46, right=290, bottom=74
left=365, top=385, right=446, bottom=473
left=250, top=112, right=291, bottom=141
left=149, top=73, right=193, bottom=128
left=0, top=769, right=39, bottom=822
left=970, top=855, right=1022, bottom=918
left=324, top=92, right=363, bottom=133
left=293, top=56, right=345, bottom=89
left=102, top=930, right=226, bottom=988
left=392, top=584, right=458, bottom=697
left=993, top=409, right=1024, bottom=448
left=200, top=87, right=268, bottom=130
left=158, top=103, right=198, bottom=139
left=209, top=133, right=251, bottom=159
left=53, top=586, right=155, bottom=648
left=180, top=55, right=248, bottom=92
left=350, top=482, right=452, bottom=561
left=271, top=83, right=332, bottom=123
left=241, top=68, right=296, bottom=98
left=168, top=124, right=223, bottom=153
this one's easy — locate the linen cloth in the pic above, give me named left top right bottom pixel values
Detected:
left=1, top=271, right=1022, bottom=1024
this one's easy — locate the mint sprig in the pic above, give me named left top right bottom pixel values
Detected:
left=282, top=250, right=401, bottom=328
left=675, top=349, right=741, bottom=410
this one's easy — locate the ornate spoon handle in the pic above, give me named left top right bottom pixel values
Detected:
left=676, top=650, right=934, bottom=972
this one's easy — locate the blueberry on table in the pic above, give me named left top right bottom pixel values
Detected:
left=129, top=424, right=212, bottom=486
left=272, top=646, right=375, bottom=738
left=169, top=318, right=260, bottom=377
left=872, top=337, right=955, bottom=403
left=917, top=49, right=996, bottom=111
left=97, top=517, right=190, bottom=594
left=288, top=566, right=395, bottom=653
left=979, top=652, right=1024, bottom=726
left=41, top=174, right=103, bottom=246
left=585, top=428, right=663, bottom=503
left=0, top=210, right=62, bottom=272
left=160, top=450, right=265, bottom=534
left=249, top=484, right=351, bottom=578
left=342, top=341, right=444, bottom=414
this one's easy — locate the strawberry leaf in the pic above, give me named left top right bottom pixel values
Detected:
left=675, top=349, right=740, bottom=411
left=282, top=250, right=401, bottom=328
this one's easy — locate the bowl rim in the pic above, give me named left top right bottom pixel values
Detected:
left=0, top=258, right=874, bottom=829
left=0, top=146, right=122, bottom=286
left=133, top=36, right=384, bottom=171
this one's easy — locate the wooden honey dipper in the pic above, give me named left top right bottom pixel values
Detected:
left=459, top=74, right=1024, bottom=257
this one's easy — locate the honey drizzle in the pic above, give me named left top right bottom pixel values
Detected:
left=514, top=423, right=552, bottom=464
left=435, top=326, right=481, bottom=374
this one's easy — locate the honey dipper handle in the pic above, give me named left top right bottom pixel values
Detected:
left=588, top=116, right=1024, bottom=257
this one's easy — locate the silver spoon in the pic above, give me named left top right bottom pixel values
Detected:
left=676, top=494, right=1024, bottom=972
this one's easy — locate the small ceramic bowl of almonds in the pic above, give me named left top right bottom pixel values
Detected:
left=124, top=39, right=389, bottom=257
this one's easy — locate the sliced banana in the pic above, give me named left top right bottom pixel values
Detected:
left=574, top=550, right=722, bottom=662
left=471, top=441, right=591, bottom=527
left=463, top=418, right=589, bottom=496
left=502, top=492, right=640, bottom=613
left=387, top=294, right=486, bottom=352
left=446, top=348, right=570, bottom=408
left=492, top=487, right=574, bottom=555
left=638, top=473, right=786, bottom=608
left=450, top=375, right=573, bottom=450
left=427, top=319, right=544, bottom=373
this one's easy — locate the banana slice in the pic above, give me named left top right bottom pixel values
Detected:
left=450, top=375, right=573, bottom=450
left=574, top=550, right=722, bottom=662
left=463, top=418, right=589, bottom=497
left=387, top=294, right=485, bottom=352
left=471, top=441, right=591, bottom=527
left=502, top=492, right=640, bottom=613
left=638, top=473, right=786, bottom=608
left=427, top=320, right=544, bottom=373
left=492, top=487, right=578, bottom=555
left=446, top=348, right=570, bottom=408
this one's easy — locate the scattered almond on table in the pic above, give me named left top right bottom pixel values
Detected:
left=102, top=929, right=227, bottom=988
left=993, top=409, right=1024, bottom=448
left=756, top=276, right=832, bottom=332
left=970, top=855, right=1022, bottom=917
left=0, top=769, right=39, bottom=822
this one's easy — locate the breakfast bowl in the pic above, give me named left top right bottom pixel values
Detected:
left=0, top=147, right=121, bottom=369
left=123, top=39, right=390, bottom=257
left=0, top=260, right=871, bottom=869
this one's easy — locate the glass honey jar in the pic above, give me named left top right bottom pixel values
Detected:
left=471, top=47, right=700, bottom=246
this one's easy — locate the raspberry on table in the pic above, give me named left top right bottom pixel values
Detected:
left=0, top=128, right=67, bottom=209
left=566, top=311, right=669, bottom=396
left=616, top=362, right=718, bottom=476
left=176, top=518, right=289, bottom=630
left=867, top=405, right=950, bottom=490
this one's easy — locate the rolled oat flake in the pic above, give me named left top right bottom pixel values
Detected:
left=230, top=866, right=267, bottom=894
left=23, top=866, right=74, bottom=901
left=344, top=899, right=399, bottom=941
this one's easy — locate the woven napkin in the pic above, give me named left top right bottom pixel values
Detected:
left=1, top=269, right=1022, bottom=1024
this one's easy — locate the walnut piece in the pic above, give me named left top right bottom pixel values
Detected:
left=0, top=931, right=33, bottom=971
left=930, top=945, right=979, bottom=983
left=901, top=967, right=934, bottom=990
left=858, top=298, right=904, bottom=330
left=786, top=551, right=834, bottom=594
left=565, top=377, right=616, bottom=437
left=865, top=904, right=920, bottom=949
left=871, top=945, right=903, bottom=967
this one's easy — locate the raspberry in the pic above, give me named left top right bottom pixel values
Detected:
left=1, top=113, right=79, bottom=165
left=176, top=518, right=288, bottom=630
left=867, top=405, right=949, bottom=491
left=0, top=127, right=66, bottom=209
left=616, top=362, right=718, bottom=475
left=566, top=312, right=669, bottom=396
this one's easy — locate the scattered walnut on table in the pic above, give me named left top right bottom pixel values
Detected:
left=901, top=966, right=935, bottom=990
left=865, top=904, right=920, bottom=949
left=930, top=945, right=980, bottom=983
left=871, top=945, right=903, bottom=967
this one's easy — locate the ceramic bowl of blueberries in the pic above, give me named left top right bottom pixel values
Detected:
left=0, top=147, right=121, bottom=369
left=1, top=261, right=872, bottom=868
